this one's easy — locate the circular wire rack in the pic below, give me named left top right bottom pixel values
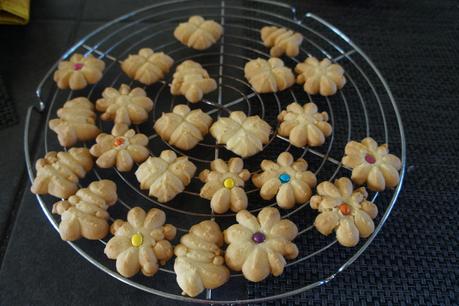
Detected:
left=24, top=0, right=406, bottom=304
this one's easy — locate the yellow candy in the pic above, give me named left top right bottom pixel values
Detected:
left=223, top=178, right=235, bottom=189
left=131, top=233, right=143, bottom=247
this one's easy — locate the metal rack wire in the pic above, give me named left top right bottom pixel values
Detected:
left=24, top=0, right=406, bottom=304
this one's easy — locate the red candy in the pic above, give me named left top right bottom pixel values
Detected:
left=365, top=154, right=376, bottom=164
left=73, top=63, right=84, bottom=70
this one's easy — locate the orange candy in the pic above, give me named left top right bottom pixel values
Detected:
left=339, top=203, right=351, bottom=215
left=113, top=137, right=125, bottom=147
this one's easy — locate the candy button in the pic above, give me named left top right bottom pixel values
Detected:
left=113, top=137, right=125, bottom=147
left=338, top=203, right=351, bottom=215
left=365, top=154, right=376, bottom=164
left=252, top=232, right=265, bottom=244
left=131, top=233, right=143, bottom=247
left=73, top=63, right=84, bottom=71
left=223, top=178, right=235, bottom=189
left=279, top=173, right=291, bottom=184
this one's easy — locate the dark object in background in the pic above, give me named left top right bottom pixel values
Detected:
left=0, top=74, right=19, bottom=129
left=0, top=0, right=30, bottom=25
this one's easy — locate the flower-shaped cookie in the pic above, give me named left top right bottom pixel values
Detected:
left=52, top=180, right=117, bottom=241
left=277, top=102, right=332, bottom=148
left=199, top=158, right=251, bottom=214
left=135, top=150, right=196, bottom=202
left=342, top=137, right=402, bottom=191
left=154, top=104, right=213, bottom=150
left=170, top=60, right=217, bottom=103
left=96, top=84, right=153, bottom=135
left=49, top=97, right=100, bottom=147
left=210, top=111, right=272, bottom=158
left=295, top=56, right=346, bottom=96
left=53, top=53, right=105, bottom=90
left=252, top=152, right=317, bottom=209
left=174, top=220, right=230, bottom=297
left=89, top=129, right=149, bottom=172
left=244, top=57, right=295, bottom=93
left=105, top=207, right=176, bottom=278
left=224, top=207, right=299, bottom=282
left=121, top=48, right=174, bottom=85
left=31, top=148, right=93, bottom=199
left=260, top=26, right=303, bottom=57
left=310, top=177, right=378, bottom=247
left=174, top=15, right=223, bottom=50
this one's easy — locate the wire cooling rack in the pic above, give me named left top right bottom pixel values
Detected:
left=24, top=0, right=406, bottom=304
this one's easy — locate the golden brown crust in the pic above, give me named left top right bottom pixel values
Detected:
left=252, top=152, right=317, bottom=209
left=310, top=177, right=378, bottom=247
left=341, top=137, right=402, bottom=191
left=89, top=129, right=150, bottom=172
left=96, top=84, right=153, bottom=135
left=244, top=57, right=295, bottom=93
left=49, top=97, right=100, bottom=147
left=170, top=60, right=217, bottom=103
left=277, top=102, right=332, bottom=148
left=174, top=220, right=229, bottom=297
left=295, top=56, right=346, bottom=96
left=121, top=48, right=174, bottom=85
left=199, top=158, right=251, bottom=214
left=135, top=150, right=196, bottom=202
left=174, top=16, right=223, bottom=50
left=30, top=148, right=93, bottom=199
left=104, top=207, right=176, bottom=278
left=53, top=53, right=105, bottom=90
left=52, top=180, right=117, bottom=241
left=154, top=104, right=212, bottom=150
left=224, top=207, right=299, bottom=282
left=210, top=111, right=272, bottom=158
left=260, top=26, right=303, bottom=57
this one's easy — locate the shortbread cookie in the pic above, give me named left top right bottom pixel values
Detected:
left=210, top=111, right=272, bottom=158
left=224, top=207, right=299, bottom=282
left=96, top=84, right=153, bottom=135
left=49, top=97, right=100, bottom=147
left=310, top=177, right=378, bottom=247
left=244, top=58, right=294, bottom=93
left=278, top=102, right=332, bottom=148
left=135, top=150, right=196, bottom=202
left=31, top=148, right=93, bottom=199
left=199, top=158, right=251, bottom=214
left=174, top=16, right=223, bottom=50
left=260, top=26, right=303, bottom=57
left=105, top=207, right=176, bottom=278
left=252, top=152, right=317, bottom=209
left=121, top=48, right=174, bottom=85
left=53, top=53, right=105, bottom=90
left=174, top=220, right=229, bottom=297
left=295, top=56, right=346, bottom=96
left=89, top=129, right=149, bottom=172
left=170, top=60, right=217, bottom=103
left=52, top=180, right=117, bottom=241
left=154, top=104, right=212, bottom=150
left=342, top=137, right=402, bottom=191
